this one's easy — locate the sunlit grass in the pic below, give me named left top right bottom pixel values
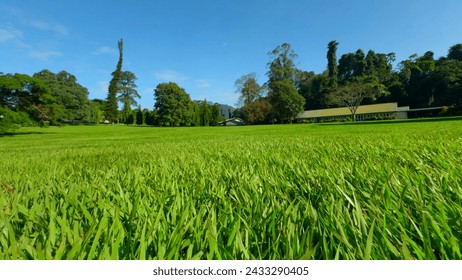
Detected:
left=1, top=118, right=461, bottom=259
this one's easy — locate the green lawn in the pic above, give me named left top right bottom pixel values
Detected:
left=1, top=118, right=461, bottom=259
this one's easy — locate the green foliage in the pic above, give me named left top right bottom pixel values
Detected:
left=235, top=73, right=264, bottom=107
left=1, top=119, right=462, bottom=259
left=399, top=51, right=437, bottom=107
left=448, top=44, right=462, bottom=61
left=33, top=70, right=92, bottom=123
left=106, top=39, right=124, bottom=123
left=135, top=107, right=144, bottom=125
left=267, top=43, right=298, bottom=86
left=0, top=108, right=32, bottom=133
left=327, top=40, right=339, bottom=87
left=326, top=77, right=388, bottom=121
left=0, top=73, right=55, bottom=123
left=91, top=99, right=106, bottom=124
left=209, top=103, right=223, bottom=126
left=235, top=73, right=270, bottom=123
left=154, top=82, right=193, bottom=127
left=268, top=79, right=305, bottom=123
left=118, top=71, right=140, bottom=125
left=266, top=43, right=305, bottom=122
left=298, top=72, right=330, bottom=110
left=199, top=100, right=211, bottom=126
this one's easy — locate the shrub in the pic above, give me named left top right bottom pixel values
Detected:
left=0, top=108, right=32, bottom=134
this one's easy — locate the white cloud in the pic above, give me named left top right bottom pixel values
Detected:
left=1, top=6, right=69, bottom=36
left=154, top=70, right=188, bottom=82
left=29, top=20, right=69, bottom=36
left=195, top=79, right=211, bottom=88
left=93, top=46, right=117, bottom=55
left=0, top=27, right=22, bottom=43
left=29, top=50, right=62, bottom=61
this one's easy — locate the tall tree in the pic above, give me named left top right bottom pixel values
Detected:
left=433, top=58, right=462, bottom=106
left=297, top=71, right=330, bottom=110
left=327, top=40, right=339, bottom=87
left=106, top=39, right=123, bottom=123
left=117, top=70, right=140, bottom=124
left=399, top=51, right=436, bottom=107
left=134, top=106, right=144, bottom=125
left=267, top=43, right=305, bottom=122
left=199, top=100, right=211, bottom=126
left=154, top=82, right=193, bottom=127
left=338, top=49, right=366, bottom=82
left=235, top=73, right=270, bottom=123
left=235, top=73, right=264, bottom=107
left=268, top=79, right=305, bottom=123
left=190, top=101, right=201, bottom=126
left=363, top=51, right=395, bottom=83
left=209, top=103, right=223, bottom=126
left=267, top=43, right=298, bottom=86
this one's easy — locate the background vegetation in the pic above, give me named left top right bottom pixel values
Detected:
left=1, top=41, right=462, bottom=132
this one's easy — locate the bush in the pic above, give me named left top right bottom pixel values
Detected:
left=0, top=108, right=32, bottom=134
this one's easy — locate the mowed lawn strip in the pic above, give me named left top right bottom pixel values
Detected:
left=0, top=118, right=461, bottom=259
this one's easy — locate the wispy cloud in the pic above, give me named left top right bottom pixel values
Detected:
left=29, top=50, right=62, bottom=61
left=29, top=20, right=69, bottom=36
left=1, top=6, right=69, bottom=36
left=154, top=70, right=188, bottom=82
left=0, top=27, right=22, bottom=43
left=93, top=46, right=117, bottom=55
left=195, top=79, right=211, bottom=88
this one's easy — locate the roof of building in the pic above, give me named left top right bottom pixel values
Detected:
left=296, top=102, right=409, bottom=119
left=219, top=118, right=246, bottom=125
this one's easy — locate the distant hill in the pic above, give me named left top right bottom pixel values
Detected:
left=218, top=104, right=234, bottom=119
left=193, top=100, right=235, bottom=119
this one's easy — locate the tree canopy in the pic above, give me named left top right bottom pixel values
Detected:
left=266, top=43, right=305, bottom=123
left=33, top=70, right=92, bottom=122
left=117, top=70, right=140, bottom=124
left=154, top=82, right=194, bottom=127
left=106, top=39, right=124, bottom=123
left=326, top=77, right=387, bottom=121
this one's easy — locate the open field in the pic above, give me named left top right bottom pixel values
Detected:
left=1, top=118, right=462, bottom=260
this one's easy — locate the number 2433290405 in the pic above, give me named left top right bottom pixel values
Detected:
left=245, top=266, right=309, bottom=276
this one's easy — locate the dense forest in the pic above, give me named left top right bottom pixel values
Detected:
left=235, top=41, right=462, bottom=124
left=1, top=40, right=462, bottom=132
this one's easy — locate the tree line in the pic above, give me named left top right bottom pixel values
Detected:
left=0, top=39, right=226, bottom=133
left=235, top=41, right=462, bottom=123
left=2, top=39, right=462, bottom=132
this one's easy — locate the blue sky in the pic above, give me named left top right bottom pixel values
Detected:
left=1, top=0, right=461, bottom=109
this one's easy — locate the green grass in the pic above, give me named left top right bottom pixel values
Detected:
left=1, top=118, right=461, bottom=259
